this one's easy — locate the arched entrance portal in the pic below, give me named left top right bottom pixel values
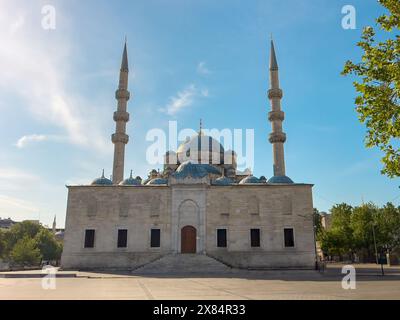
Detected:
left=181, top=226, right=197, bottom=253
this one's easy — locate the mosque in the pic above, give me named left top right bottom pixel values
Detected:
left=61, top=41, right=316, bottom=270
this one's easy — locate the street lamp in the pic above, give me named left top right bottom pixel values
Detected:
left=372, top=223, right=378, bottom=264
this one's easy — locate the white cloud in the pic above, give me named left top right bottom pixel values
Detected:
left=197, top=61, right=211, bottom=75
left=0, top=167, right=39, bottom=182
left=16, top=134, right=67, bottom=148
left=162, top=84, right=209, bottom=115
left=0, top=194, right=38, bottom=214
left=0, top=2, right=109, bottom=153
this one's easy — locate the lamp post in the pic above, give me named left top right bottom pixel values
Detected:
left=372, top=223, right=378, bottom=264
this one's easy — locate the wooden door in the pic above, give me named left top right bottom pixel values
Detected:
left=181, top=226, right=196, bottom=253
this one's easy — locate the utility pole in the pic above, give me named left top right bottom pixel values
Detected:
left=372, top=223, right=378, bottom=264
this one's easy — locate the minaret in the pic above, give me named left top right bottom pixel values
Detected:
left=112, top=41, right=130, bottom=184
left=268, top=40, right=287, bottom=177
left=52, top=215, right=56, bottom=233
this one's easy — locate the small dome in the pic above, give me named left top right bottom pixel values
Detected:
left=239, top=175, right=262, bottom=185
left=55, top=231, right=64, bottom=241
left=212, top=176, right=234, bottom=186
left=146, top=178, right=168, bottom=185
left=268, top=175, right=294, bottom=184
left=173, top=161, right=221, bottom=179
left=91, top=170, right=113, bottom=186
left=259, top=176, right=267, bottom=183
left=119, top=170, right=142, bottom=186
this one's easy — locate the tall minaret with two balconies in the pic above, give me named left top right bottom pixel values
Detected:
left=112, top=42, right=130, bottom=184
left=268, top=40, right=291, bottom=182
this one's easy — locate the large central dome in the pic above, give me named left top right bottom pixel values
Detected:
left=176, top=133, right=224, bottom=164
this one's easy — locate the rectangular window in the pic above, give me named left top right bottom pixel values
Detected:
left=284, top=228, right=295, bottom=247
left=250, top=229, right=261, bottom=247
left=117, top=229, right=128, bottom=248
left=84, top=229, right=95, bottom=248
left=217, top=229, right=227, bottom=248
left=150, top=229, right=161, bottom=248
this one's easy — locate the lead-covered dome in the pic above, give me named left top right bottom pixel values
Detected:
left=239, top=175, right=262, bottom=185
left=177, top=133, right=224, bottom=164
left=91, top=170, right=113, bottom=185
left=119, top=170, right=142, bottom=186
left=146, top=178, right=168, bottom=185
left=173, top=161, right=221, bottom=179
left=212, top=176, right=234, bottom=186
left=268, top=175, right=294, bottom=184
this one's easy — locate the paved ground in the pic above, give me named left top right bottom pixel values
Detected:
left=1, top=264, right=399, bottom=300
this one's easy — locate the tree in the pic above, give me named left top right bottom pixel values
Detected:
left=0, top=229, right=6, bottom=258
left=375, top=202, right=400, bottom=251
left=320, top=203, right=355, bottom=259
left=350, top=203, right=379, bottom=258
left=35, top=229, right=62, bottom=261
left=6, top=220, right=42, bottom=252
left=10, top=237, right=42, bottom=266
left=342, top=0, right=400, bottom=177
left=313, top=208, right=323, bottom=240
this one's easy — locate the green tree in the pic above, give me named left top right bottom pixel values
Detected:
left=313, top=208, right=323, bottom=240
left=35, top=229, right=62, bottom=261
left=320, top=203, right=355, bottom=258
left=10, top=237, right=42, bottom=266
left=5, top=220, right=42, bottom=252
left=0, top=229, right=6, bottom=258
left=342, top=0, right=400, bottom=177
left=350, top=203, right=378, bottom=258
left=375, top=202, right=400, bottom=251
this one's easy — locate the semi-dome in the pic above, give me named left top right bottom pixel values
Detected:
left=259, top=176, right=267, bottom=183
left=91, top=170, right=113, bottom=186
left=239, top=175, right=262, bottom=185
left=173, top=161, right=221, bottom=179
left=212, top=175, right=234, bottom=186
left=146, top=178, right=168, bottom=185
left=268, top=175, right=294, bottom=184
left=119, top=170, right=142, bottom=186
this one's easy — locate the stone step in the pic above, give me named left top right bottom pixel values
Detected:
left=132, top=253, right=233, bottom=274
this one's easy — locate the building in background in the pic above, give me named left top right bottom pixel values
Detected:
left=0, top=218, right=17, bottom=229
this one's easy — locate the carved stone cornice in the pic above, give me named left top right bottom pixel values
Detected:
left=115, top=89, right=130, bottom=100
left=268, top=110, right=285, bottom=122
left=269, top=132, right=286, bottom=143
left=112, top=133, right=129, bottom=144
left=113, top=111, right=130, bottom=122
left=268, top=88, right=283, bottom=99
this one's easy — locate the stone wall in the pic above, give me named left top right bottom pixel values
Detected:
left=61, top=183, right=315, bottom=270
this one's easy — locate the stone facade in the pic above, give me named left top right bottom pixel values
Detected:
left=61, top=182, right=315, bottom=270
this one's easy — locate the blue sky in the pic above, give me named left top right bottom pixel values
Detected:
left=0, top=0, right=398, bottom=227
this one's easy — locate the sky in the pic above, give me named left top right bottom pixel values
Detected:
left=0, top=0, right=398, bottom=228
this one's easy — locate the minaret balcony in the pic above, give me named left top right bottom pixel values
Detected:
left=115, top=89, right=130, bottom=100
left=269, top=132, right=286, bottom=143
left=112, top=133, right=129, bottom=144
left=267, top=88, right=283, bottom=99
left=268, top=110, right=285, bottom=122
left=113, top=111, right=130, bottom=122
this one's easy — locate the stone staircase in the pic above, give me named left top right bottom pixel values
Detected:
left=132, top=253, right=233, bottom=275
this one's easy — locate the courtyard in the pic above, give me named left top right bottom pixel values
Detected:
left=1, top=264, right=400, bottom=300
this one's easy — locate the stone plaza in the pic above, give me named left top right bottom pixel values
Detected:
left=1, top=264, right=400, bottom=300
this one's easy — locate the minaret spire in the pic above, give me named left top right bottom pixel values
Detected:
left=112, top=41, right=131, bottom=184
left=268, top=40, right=287, bottom=177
